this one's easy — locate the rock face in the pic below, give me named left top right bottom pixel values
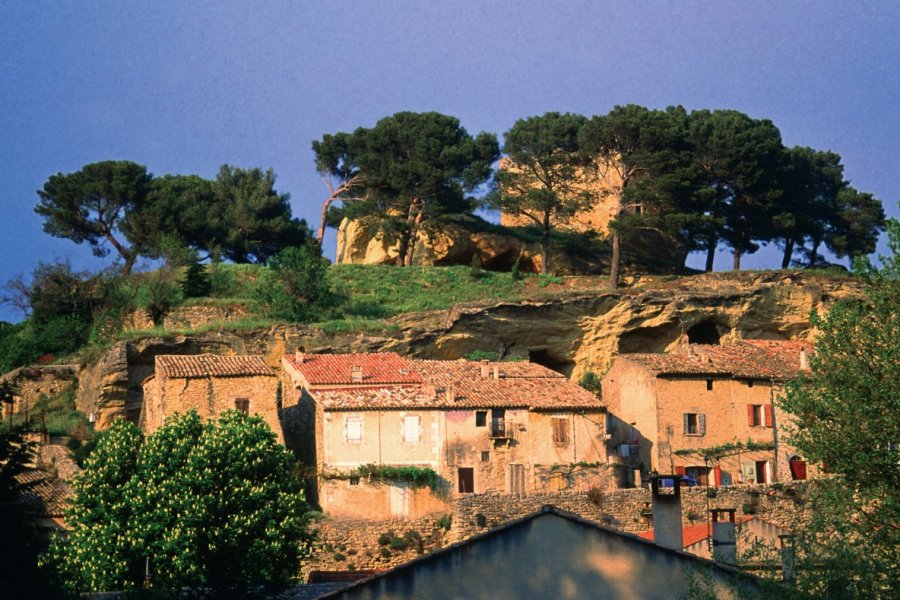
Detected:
left=335, top=216, right=686, bottom=274
left=77, top=271, right=860, bottom=427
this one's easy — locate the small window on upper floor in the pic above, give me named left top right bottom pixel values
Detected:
left=552, top=417, right=570, bottom=444
left=475, top=410, right=487, bottom=427
left=235, top=398, right=250, bottom=415
left=345, top=416, right=363, bottom=443
left=706, top=379, right=714, bottom=391
left=684, top=413, right=706, bottom=436
left=403, top=415, right=420, bottom=443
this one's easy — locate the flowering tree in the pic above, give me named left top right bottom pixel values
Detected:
left=45, top=411, right=312, bottom=595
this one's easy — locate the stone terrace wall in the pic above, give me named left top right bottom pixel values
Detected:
left=448, top=482, right=812, bottom=543
left=124, top=303, right=250, bottom=332
left=0, top=365, right=78, bottom=416
left=303, top=513, right=453, bottom=578
left=303, top=482, right=811, bottom=579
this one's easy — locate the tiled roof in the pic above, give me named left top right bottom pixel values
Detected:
left=156, top=354, right=275, bottom=379
left=620, top=340, right=812, bottom=380
left=284, top=352, right=423, bottom=386
left=14, top=469, right=72, bottom=517
left=639, top=516, right=755, bottom=548
left=309, top=357, right=601, bottom=411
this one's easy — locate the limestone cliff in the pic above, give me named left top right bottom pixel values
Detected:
left=75, top=271, right=860, bottom=427
left=335, top=215, right=685, bottom=274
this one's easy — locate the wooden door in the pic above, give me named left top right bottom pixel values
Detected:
left=458, top=467, right=474, bottom=494
left=509, top=464, right=525, bottom=496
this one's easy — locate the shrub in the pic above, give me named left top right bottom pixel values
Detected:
left=741, top=503, right=757, bottom=515
left=388, top=536, right=408, bottom=551
left=435, top=514, right=452, bottom=531
left=253, top=242, right=331, bottom=322
left=377, top=532, right=392, bottom=546
left=181, top=262, right=212, bottom=298
left=475, top=513, right=487, bottom=528
left=578, top=371, right=602, bottom=397
left=586, top=485, right=604, bottom=507
left=379, top=547, right=391, bottom=559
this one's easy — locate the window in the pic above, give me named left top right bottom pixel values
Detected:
left=706, top=379, right=714, bottom=391
left=481, top=451, right=490, bottom=463
left=683, top=413, right=706, bottom=436
left=345, top=416, right=362, bottom=443
left=458, top=467, right=474, bottom=493
left=402, top=415, right=420, bottom=443
left=234, top=398, right=250, bottom=415
left=552, top=417, right=569, bottom=444
left=475, top=410, right=487, bottom=427
left=748, top=404, right=764, bottom=427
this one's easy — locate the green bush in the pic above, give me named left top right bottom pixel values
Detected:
left=377, top=532, right=392, bottom=546
left=252, top=243, right=331, bottom=322
left=181, top=262, right=212, bottom=298
left=435, top=514, right=452, bottom=531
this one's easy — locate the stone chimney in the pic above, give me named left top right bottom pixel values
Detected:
left=445, top=384, right=455, bottom=402
left=294, top=351, right=305, bottom=364
left=649, top=474, right=683, bottom=551
left=424, top=384, right=437, bottom=399
left=480, top=361, right=490, bottom=378
left=492, top=365, right=500, bottom=380
left=351, top=365, right=363, bottom=383
left=710, top=508, right=737, bottom=565
left=799, top=347, right=810, bottom=371
left=779, top=534, right=796, bottom=584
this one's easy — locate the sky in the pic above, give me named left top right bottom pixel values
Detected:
left=1, top=1, right=898, bottom=322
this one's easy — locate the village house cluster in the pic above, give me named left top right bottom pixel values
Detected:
left=136, top=338, right=813, bottom=520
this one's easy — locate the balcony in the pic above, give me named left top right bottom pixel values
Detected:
left=490, top=418, right=513, bottom=439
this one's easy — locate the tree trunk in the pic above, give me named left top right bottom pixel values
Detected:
left=395, top=199, right=419, bottom=267
left=704, top=238, right=716, bottom=273
left=807, top=239, right=821, bottom=267
left=404, top=211, right=423, bottom=267
left=105, top=232, right=135, bottom=275
left=316, top=197, right=334, bottom=242
left=732, top=250, right=741, bottom=271
left=609, top=230, right=621, bottom=288
left=540, top=212, right=551, bottom=275
left=781, top=238, right=795, bottom=269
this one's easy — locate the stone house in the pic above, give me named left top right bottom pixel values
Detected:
left=602, top=340, right=813, bottom=487
left=281, top=352, right=608, bottom=519
left=141, top=354, right=282, bottom=442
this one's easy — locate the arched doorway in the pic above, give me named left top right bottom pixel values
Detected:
left=789, top=455, right=808, bottom=480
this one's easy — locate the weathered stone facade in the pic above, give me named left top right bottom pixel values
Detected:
left=141, top=355, right=282, bottom=441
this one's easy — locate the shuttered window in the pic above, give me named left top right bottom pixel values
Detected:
left=345, top=416, right=363, bottom=443
left=684, top=413, right=706, bottom=436
left=552, top=417, right=569, bottom=444
left=402, top=415, right=420, bottom=443
left=234, top=398, right=250, bottom=415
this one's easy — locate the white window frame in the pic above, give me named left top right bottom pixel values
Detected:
left=345, top=415, right=363, bottom=443
left=402, top=415, right=420, bottom=443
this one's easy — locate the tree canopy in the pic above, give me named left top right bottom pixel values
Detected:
left=492, top=112, right=591, bottom=274
left=313, top=111, right=499, bottom=265
left=779, top=215, right=899, bottom=598
left=45, top=411, right=312, bottom=595
left=35, top=160, right=152, bottom=275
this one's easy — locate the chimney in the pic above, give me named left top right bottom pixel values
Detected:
left=424, top=384, right=437, bottom=399
left=480, top=361, right=490, bottom=378
left=351, top=365, right=363, bottom=383
left=445, top=384, right=455, bottom=402
left=799, top=348, right=810, bottom=371
left=710, top=508, right=737, bottom=565
left=779, top=534, right=796, bottom=584
left=492, top=365, right=500, bottom=380
left=649, top=474, right=684, bottom=551
left=294, top=351, right=305, bottom=364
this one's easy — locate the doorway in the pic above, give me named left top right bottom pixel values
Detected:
left=458, top=467, right=474, bottom=494
left=755, top=460, right=769, bottom=484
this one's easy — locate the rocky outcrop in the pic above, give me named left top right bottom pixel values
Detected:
left=77, top=271, right=860, bottom=427
left=335, top=216, right=685, bottom=274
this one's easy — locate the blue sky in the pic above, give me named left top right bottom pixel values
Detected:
left=2, top=1, right=898, bottom=321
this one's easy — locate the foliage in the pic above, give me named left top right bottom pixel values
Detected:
left=35, top=160, right=152, bottom=275
left=134, top=267, right=183, bottom=325
left=435, top=514, right=452, bottom=531
left=777, top=216, right=899, bottom=598
left=492, top=112, right=591, bottom=274
left=252, top=241, right=331, bottom=321
left=348, top=464, right=440, bottom=490
left=313, top=111, right=499, bottom=266
left=673, top=440, right=774, bottom=460
left=45, top=411, right=312, bottom=595
left=181, top=261, right=212, bottom=298
left=577, top=370, right=602, bottom=397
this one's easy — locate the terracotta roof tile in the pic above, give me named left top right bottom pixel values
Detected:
left=621, top=340, right=812, bottom=380
left=303, top=356, right=601, bottom=411
left=15, top=469, right=72, bottom=517
left=156, top=354, right=275, bottom=379
left=284, top=352, right=423, bottom=385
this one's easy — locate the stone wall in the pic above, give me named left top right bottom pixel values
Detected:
left=302, top=481, right=812, bottom=578
left=123, top=303, right=251, bottom=332
left=0, top=365, right=78, bottom=417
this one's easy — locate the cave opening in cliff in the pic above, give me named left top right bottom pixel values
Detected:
left=687, top=320, right=726, bottom=345
left=528, top=349, right=573, bottom=376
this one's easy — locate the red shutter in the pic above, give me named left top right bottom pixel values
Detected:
left=764, top=405, right=774, bottom=428
left=714, top=465, right=722, bottom=486
left=674, top=466, right=686, bottom=476
left=747, top=404, right=755, bottom=426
